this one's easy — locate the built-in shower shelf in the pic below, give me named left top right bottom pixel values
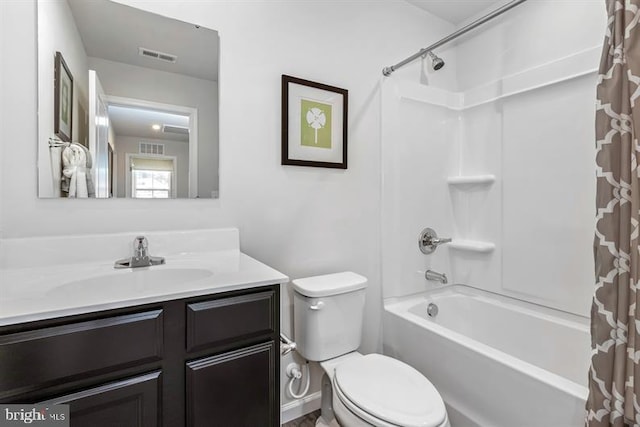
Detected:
left=449, top=240, right=495, bottom=253
left=447, top=174, right=496, bottom=186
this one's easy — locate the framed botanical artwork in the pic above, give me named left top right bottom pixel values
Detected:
left=281, top=75, right=348, bottom=169
left=54, top=51, right=73, bottom=142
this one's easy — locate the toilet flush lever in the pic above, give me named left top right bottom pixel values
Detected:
left=309, top=301, right=325, bottom=310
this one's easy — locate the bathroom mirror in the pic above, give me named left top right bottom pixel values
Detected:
left=37, top=0, right=219, bottom=198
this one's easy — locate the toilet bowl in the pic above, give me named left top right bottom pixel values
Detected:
left=319, top=352, right=450, bottom=427
left=292, top=272, right=449, bottom=427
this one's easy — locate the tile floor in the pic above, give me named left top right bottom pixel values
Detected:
left=282, top=410, right=320, bottom=427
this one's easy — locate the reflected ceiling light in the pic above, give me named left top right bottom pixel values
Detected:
left=151, top=124, right=161, bottom=131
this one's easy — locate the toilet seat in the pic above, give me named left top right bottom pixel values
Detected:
left=333, top=354, right=447, bottom=427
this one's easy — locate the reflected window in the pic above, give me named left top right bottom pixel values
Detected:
left=132, top=170, right=171, bottom=199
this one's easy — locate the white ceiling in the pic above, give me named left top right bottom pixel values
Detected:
left=109, top=105, right=190, bottom=142
left=405, top=0, right=505, bottom=25
left=67, top=0, right=219, bottom=81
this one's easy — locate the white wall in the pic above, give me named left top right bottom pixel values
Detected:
left=88, top=57, right=218, bottom=198
left=114, top=136, right=189, bottom=198
left=455, top=0, right=604, bottom=91
left=382, top=1, right=605, bottom=317
left=0, top=0, right=454, bottom=412
left=37, top=0, right=89, bottom=197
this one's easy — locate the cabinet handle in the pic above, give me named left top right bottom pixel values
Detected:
left=309, top=301, right=325, bottom=311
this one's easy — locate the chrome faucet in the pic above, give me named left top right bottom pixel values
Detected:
left=134, top=236, right=148, bottom=259
left=114, top=236, right=166, bottom=269
left=425, top=269, right=448, bottom=284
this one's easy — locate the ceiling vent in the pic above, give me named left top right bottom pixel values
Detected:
left=162, top=125, right=189, bottom=135
left=138, top=47, right=177, bottom=63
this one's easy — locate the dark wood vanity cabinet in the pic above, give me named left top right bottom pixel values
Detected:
left=0, top=285, right=280, bottom=427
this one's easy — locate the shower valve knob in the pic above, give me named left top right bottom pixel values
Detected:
left=419, top=228, right=452, bottom=254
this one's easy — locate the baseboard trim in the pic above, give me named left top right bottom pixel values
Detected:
left=280, top=391, right=322, bottom=424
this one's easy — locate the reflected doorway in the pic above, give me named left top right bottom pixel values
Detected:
left=104, top=96, right=197, bottom=198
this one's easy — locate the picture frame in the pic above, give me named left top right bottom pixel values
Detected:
left=281, top=75, right=348, bottom=169
left=54, top=51, right=73, bottom=142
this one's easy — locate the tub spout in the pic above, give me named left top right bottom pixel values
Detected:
left=425, top=270, right=448, bottom=284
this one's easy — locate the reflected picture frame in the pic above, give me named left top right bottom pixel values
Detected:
left=54, top=51, right=73, bottom=142
left=281, top=75, right=348, bottom=169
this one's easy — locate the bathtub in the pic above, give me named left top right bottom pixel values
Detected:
left=382, top=285, right=590, bottom=427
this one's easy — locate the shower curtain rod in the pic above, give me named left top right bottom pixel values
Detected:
left=382, top=0, right=528, bottom=76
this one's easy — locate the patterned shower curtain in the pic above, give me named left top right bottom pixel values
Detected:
left=588, top=1, right=640, bottom=426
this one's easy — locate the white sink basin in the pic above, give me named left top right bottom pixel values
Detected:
left=48, top=268, right=214, bottom=299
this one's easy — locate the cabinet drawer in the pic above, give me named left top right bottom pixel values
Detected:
left=0, top=310, right=163, bottom=398
left=186, top=290, right=275, bottom=352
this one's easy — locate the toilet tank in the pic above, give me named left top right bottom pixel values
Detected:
left=292, top=272, right=367, bottom=362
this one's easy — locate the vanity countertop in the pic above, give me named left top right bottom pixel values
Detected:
left=0, top=248, right=288, bottom=327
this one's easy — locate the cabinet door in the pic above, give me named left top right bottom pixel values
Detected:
left=40, top=371, right=161, bottom=427
left=186, top=341, right=276, bottom=427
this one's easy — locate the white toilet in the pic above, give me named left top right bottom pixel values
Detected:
left=292, top=272, right=450, bottom=427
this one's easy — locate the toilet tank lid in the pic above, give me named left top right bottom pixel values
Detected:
left=292, top=272, right=367, bottom=297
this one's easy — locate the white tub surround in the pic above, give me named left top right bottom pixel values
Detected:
left=383, top=285, right=589, bottom=427
left=0, top=228, right=288, bottom=326
left=381, top=38, right=601, bottom=315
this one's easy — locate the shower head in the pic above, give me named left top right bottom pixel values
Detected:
left=427, top=51, right=445, bottom=71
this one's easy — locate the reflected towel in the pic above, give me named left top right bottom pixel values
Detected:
left=72, top=143, right=95, bottom=197
left=61, top=143, right=95, bottom=198
left=62, top=145, right=88, bottom=198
